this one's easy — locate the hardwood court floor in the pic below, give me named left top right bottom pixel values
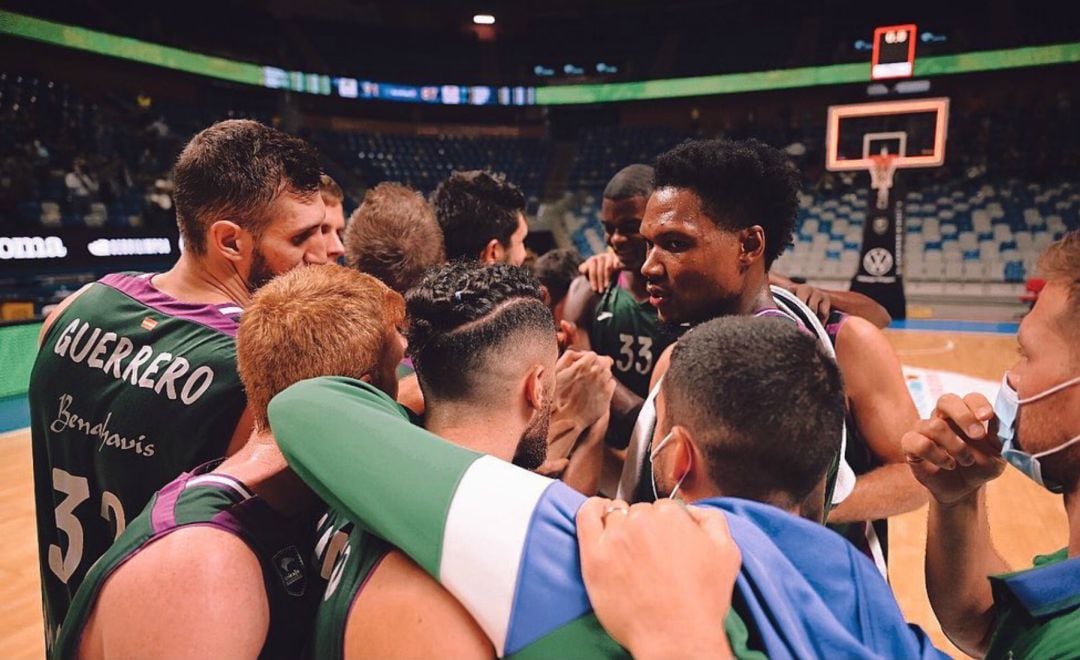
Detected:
left=0, top=329, right=1068, bottom=658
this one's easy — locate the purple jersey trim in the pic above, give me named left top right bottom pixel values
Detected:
left=210, top=508, right=251, bottom=537
left=753, top=306, right=814, bottom=336
left=150, top=472, right=189, bottom=534
left=99, top=272, right=241, bottom=337
left=342, top=550, right=390, bottom=656
left=826, top=312, right=850, bottom=341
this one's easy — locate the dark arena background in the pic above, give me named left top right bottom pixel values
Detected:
left=1, top=1, right=1078, bottom=657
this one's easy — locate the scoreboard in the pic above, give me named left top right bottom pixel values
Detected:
left=871, top=24, right=917, bottom=80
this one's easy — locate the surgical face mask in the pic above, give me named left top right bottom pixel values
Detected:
left=994, top=373, right=1080, bottom=493
left=650, top=431, right=690, bottom=500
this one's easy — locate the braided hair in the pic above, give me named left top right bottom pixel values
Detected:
left=405, top=262, right=556, bottom=400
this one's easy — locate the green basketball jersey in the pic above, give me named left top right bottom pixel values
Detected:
left=54, top=462, right=320, bottom=659
left=311, top=508, right=394, bottom=659
left=29, top=272, right=247, bottom=652
left=588, top=283, right=676, bottom=399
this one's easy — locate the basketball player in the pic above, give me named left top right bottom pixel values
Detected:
left=432, top=170, right=528, bottom=266
left=52, top=264, right=405, bottom=658
left=563, top=165, right=678, bottom=402
left=617, top=139, right=925, bottom=553
left=28, top=119, right=329, bottom=649
left=343, top=181, right=446, bottom=296
left=903, top=231, right=1080, bottom=658
left=565, top=164, right=890, bottom=454
left=268, top=316, right=943, bottom=658
left=342, top=180, right=446, bottom=407
left=310, top=262, right=614, bottom=658
left=319, top=174, right=347, bottom=262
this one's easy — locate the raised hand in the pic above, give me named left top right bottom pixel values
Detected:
left=788, top=282, right=831, bottom=322
left=578, top=253, right=623, bottom=294
left=577, top=498, right=739, bottom=659
left=902, top=393, right=1007, bottom=505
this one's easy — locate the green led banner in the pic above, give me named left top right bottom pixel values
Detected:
left=2, top=8, right=1078, bottom=106
left=0, top=10, right=264, bottom=86
left=536, top=42, right=1080, bottom=105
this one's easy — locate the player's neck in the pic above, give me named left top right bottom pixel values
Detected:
left=621, top=268, right=649, bottom=301
left=213, top=433, right=318, bottom=518
left=1065, top=486, right=1080, bottom=558
left=152, top=252, right=252, bottom=308
left=735, top=269, right=775, bottom=316
left=424, top=402, right=526, bottom=463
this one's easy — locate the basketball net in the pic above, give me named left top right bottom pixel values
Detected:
left=869, top=154, right=898, bottom=210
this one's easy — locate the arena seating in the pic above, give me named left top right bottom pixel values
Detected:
left=773, top=180, right=1079, bottom=286
left=316, top=131, right=552, bottom=209
left=5, top=67, right=1077, bottom=295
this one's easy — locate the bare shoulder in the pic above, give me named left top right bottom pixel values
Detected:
left=835, top=314, right=894, bottom=358
left=83, top=526, right=268, bottom=658
left=38, top=282, right=94, bottom=344
left=346, top=550, right=493, bottom=659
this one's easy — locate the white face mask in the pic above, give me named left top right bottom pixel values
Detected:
left=649, top=431, right=691, bottom=500
left=994, top=372, right=1080, bottom=493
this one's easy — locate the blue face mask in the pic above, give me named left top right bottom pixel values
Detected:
left=994, top=373, right=1080, bottom=493
left=649, top=431, right=691, bottom=501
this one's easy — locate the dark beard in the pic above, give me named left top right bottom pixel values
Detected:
left=246, top=248, right=276, bottom=293
left=512, top=403, right=551, bottom=471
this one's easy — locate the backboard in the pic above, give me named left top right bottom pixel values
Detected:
left=825, top=97, right=949, bottom=172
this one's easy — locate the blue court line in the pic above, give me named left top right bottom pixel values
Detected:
left=889, top=319, right=1020, bottom=334
left=0, top=395, right=29, bottom=434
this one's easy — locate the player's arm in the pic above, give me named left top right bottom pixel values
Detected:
left=79, top=527, right=268, bottom=659
left=547, top=351, right=616, bottom=462
left=561, top=276, right=600, bottom=350
left=768, top=272, right=891, bottom=328
left=902, top=393, right=1010, bottom=657
left=560, top=411, right=610, bottom=495
left=37, top=283, right=93, bottom=345
left=345, top=550, right=493, bottom=659
left=827, top=316, right=927, bottom=523
left=820, top=289, right=891, bottom=328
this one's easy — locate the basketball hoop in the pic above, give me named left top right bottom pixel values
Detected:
left=869, top=154, right=898, bottom=210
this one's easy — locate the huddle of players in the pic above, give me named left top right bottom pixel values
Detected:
left=28, top=119, right=1079, bottom=658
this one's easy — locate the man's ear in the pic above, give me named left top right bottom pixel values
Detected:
left=207, top=220, right=250, bottom=264
left=668, top=425, right=696, bottom=477
left=480, top=238, right=503, bottom=265
left=539, top=284, right=552, bottom=307
left=739, top=225, right=766, bottom=268
left=523, top=363, right=546, bottom=413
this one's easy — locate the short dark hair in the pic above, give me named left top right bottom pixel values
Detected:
left=173, top=119, right=322, bottom=254
left=652, top=138, right=799, bottom=268
left=432, top=170, right=525, bottom=261
left=406, top=262, right=555, bottom=400
left=604, top=164, right=654, bottom=201
left=532, top=248, right=584, bottom=306
left=344, top=182, right=445, bottom=294
left=663, top=316, right=844, bottom=507
left=319, top=173, right=344, bottom=205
